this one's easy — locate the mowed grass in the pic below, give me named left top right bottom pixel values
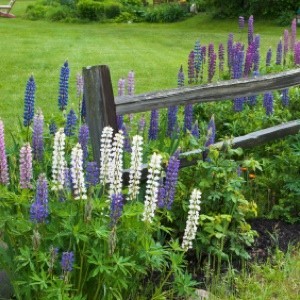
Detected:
left=0, top=0, right=291, bottom=138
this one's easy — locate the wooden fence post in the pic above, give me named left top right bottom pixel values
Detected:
left=83, top=65, right=118, bottom=166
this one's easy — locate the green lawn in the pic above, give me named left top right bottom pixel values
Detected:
left=0, top=0, right=291, bottom=137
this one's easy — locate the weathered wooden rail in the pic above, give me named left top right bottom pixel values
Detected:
left=83, top=65, right=300, bottom=169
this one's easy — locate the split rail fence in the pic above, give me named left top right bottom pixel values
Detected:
left=83, top=65, right=300, bottom=180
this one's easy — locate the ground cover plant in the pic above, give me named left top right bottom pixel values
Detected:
left=0, top=5, right=300, bottom=299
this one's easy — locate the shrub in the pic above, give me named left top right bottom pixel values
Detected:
left=103, top=1, right=122, bottom=19
left=45, top=5, right=74, bottom=21
left=25, top=4, right=47, bottom=20
left=76, top=0, right=105, bottom=20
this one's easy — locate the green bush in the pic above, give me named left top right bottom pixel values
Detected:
left=45, top=5, right=74, bottom=21
left=144, top=3, right=187, bottom=23
left=76, top=0, right=105, bottom=20
left=103, top=1, right=122, bottom=19
left=25, top=4, right=47, bottom=20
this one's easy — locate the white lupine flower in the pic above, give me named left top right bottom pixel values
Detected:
left=71, top=143, right=87, bottom=200
left=100, top=126, right=114, bottom=185
left=109, top=130, right=124, bottom=196
left=142, top=153, right=162, bottom=223
left=181, top=189, right=202, bottom=250
left=52, top=128, right=66, bottom=191
left=128, top=135, right=143, bottom=201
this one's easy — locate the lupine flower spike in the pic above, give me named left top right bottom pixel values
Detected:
left=281, top=89, right=289, bottom=107
left=266, top=47, right=272, bottom=67
left=181, top=189, right=202, bottom=250
left=71, top=143, right=87, bottom=200
left=52, top=128, right=66, bottom=191
left=0, top=120, right=9, bottom=185
left=64, top=109, right=77, bottom=137
left=58, top=60, right=70, bottom=111
left=294, top=42, right=300, bottom=66
left=61, top=251, right=75, bottom=283
left=128, top=135, right=143, bottom=201
left=283, top=29, right=289, bottom=65
left=19, top=143, right=33, bottom=189
left=276, top=38, right=283, bottom=66
left=290, top=18, right=296, bottom=53
left=248, top=15, right=254, bottom=46
left=78, top=124, right=89, bottom=164
left=142, top=153, right=162, bottom=223
left=32, top=109, right=44, bottom=161
left=148, top=109, right=159, bottom=140
left=263, top=92, right=274, bottom=115
left=86, top=161, right=100, bottom=188
left=117, top=78, right=126, bottom=129
left=100, top=126, right=113, bottom=186
left=23, top=75, right=36, bottom=127
left=188, top=50, right=195, bottom=84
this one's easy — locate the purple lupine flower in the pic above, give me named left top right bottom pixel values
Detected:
left=78, top=124, right=89, bottom=163
left=188, top=50, right=195, bottom=84
left=81, top=94, right=86, bottom=122
left=157, top=177, right=166, bottom=209
left=121, top=123, right=131, bottom=152
left=290, top=18, right=296, bottom=53
left=86, top=161, right=99, bottom=187
left=191, top=121, right=200, bottom=139
left=127, top=71, right=135, bottom=96
left=276, top=39, right=283, bottom=65
left=194, top=40, right=202, bottom=82
left=49, top=120, right=57, bottom=135
left=64, top=109, right=77, bottom=137
left=148, top=109, right=159, bottom=140
left=158, top=151, right=180, bottom=210
left=234, top=97, right=245, bottom=112
left=61, top=251, right=75, bottom=273
left=248, top=15, right=254, bottom=46
left=110, top=193, right=124, bottom=227
left=238, top=16, right=244, bottom=32
left=58, top=61, right=70, bottom=111
left=184, top=104, right=193, bottom=132
left=232, top=47, right=244, bottom=79
left=263, top=92, right=274, bottom=115
left=76, top=73, right=84, bottom=99
left=117, top=78, right=126, bottom=129
left=177, top=65, right=185, bottom=87
left=201, top=46, right=206, bottom=64
left=227, top=33, right=234, bottom=70
left=208, top=52, right=216, bottom=83
left=208, top=43, right=214, bottom=60
left=23, top=75, right=36, bottom=127
left=203, top=115, right=216, bottom=161
left=64, top=167, right=72, bottom=190
left=30, top=173, right=49, bottom=223
left=167, top=105, right=178, bottom=137
left=248, top=95, right=257, bottom=106
left=138, top=114, right=146, bottom=134
left=0, top=120, right=9, bottom=185
left=283, top=29, right=289, bottom=64
left=266, top=47, right=272, bottom=67
left=32, top=110, right=44, bottom=161
left=218, top=43, right=225, bottom=74
left=294, top=42, right=300, bottom=66
left=20, top=143, right=33, bottom=189
left=281, top=89, right=289, bottom=107
left=244, top=43, right=254, bottom=77
left=254, top=34, right=260, bottom=51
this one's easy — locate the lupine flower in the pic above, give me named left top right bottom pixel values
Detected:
left=276, top=39, right=283, bottom=65
left=294, top=42, right=300, bottom=66
left=181, top=189, right=202, bottom=250
left=58, top=60, right=70, bottom=111
left=167, top=106, right=178, bottom=137
left=100, top=126, right=113, bottom=185
left=188, top=50, right=195, bottom=84
left=148, top=109, right=159, bottom=140
left=238, top=16, right=244, bottom=32
left=76, top=73, right=84, bottom=99
left=0, top=120, right=9, bottom=185
left=81, top=94, right=86, bottom=122
left=30, top=173, right=49, bottom=223
left=64, top=167, right=72, bottom=190
left=191, top=121, right=200, bottom=139
left=128, top=135, right=143, bottom=201
left=109, top=131, right=124, bottom=196
left=64, top=109, right=77, bottom=137
left=177, top=65, right=185, bottom=87
left=244, top=43, right=254, bottom=77
left=71, top=143, right=87, bottom=200
left=158, top=151, right=180, bottom=210
left=208, top=44, right=216, bottom=83
left=52, top=128, right=66, bottom=191
left=86, top=161, right=100, bottom=187
left=142, top=153, right=162, bottom=223
left=110, top=193, right=124, bottom=227
left=290, top=18, right=296, bottom=53
left=32, top=110, right=44, bottom=161
left=283, top=29, right=289, bottom=64
left=138, top=114, right=146, bottom=134
left=49, top=120, right=57, bottom=135
left=227, top=33, right=234, bottom=70
left=232, top=46, right=244, bottom=79
left=117, top=78, right=126, bottom=129
left=263, top=92, right=274, bottom=115
left=281, top=89, right=289, bottom=107
left=194, top=40, right=202, bottom=82
left=218, top=43, right=225, bottom=74
left=20, top=143, right=33, bottom=189
left=184, top=104, right=193, bottom=132
left=248, top=95, right=257, bottom=106
left=23, top=75, right=36, bottom=127
left=121, top=123, right=131, bottom=152
left=266, top=47, right=272, bottom=67
left=78, top=124, right=89, bottom=163
left=61, top=251, right=75, bottom=274
left=127, top=70, right=135, bottom=96
left=208, top=43, right=214, bottom=59
left=248, top=15, right=254, bottom=46
left=253, top=48, right=260, bottom=73
left=201, top=46, right=206, bottom=64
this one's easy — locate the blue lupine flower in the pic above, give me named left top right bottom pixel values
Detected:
left=30, top=201, right=48, bottom=223
left=61, top=251, right=75, bottom=272
left=227, top=33, right=234, bottom=70
left=78, top=124, right=89, bottom=163
left=248, top=95, right=257, bottom=106
left=167, top=105, right=178, bottom=137
left=64, top=109, right=77, bottom=137
left=58, top=61, right=70, bottom=111
left=177, top=65, right=185, bottom=87
left=188, top=50, right=195, bottom=84
left=248, top=15, right=254, bottom=46
left=191, top=121, right=200, bottom=139
left=49, top=120, right=57, bottom=135
left=81, top=94, right=86, bottom=122
left=194, top=40, right=202, bottom=82
left=281, top=89, right=289, bottom=107
left=110, top=193, right=124, bottom=227
left=148, top=109, right=159, bottom=140
left=266, top=47, right=272, bottom=67
left=263, top=92, right=274, bottom=115
left=35, top=173, right=48, bottom=205
left=184, top=104, right=193, bottom=133
left=64, top=167, right=72, bottom=190
left=32, top=111, right=44, bottom=161
left=86, top=161, right=99, bottom=187
left=23, top=75, right=36, bottom=127
left=276, top=39, right=283, bottom=65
